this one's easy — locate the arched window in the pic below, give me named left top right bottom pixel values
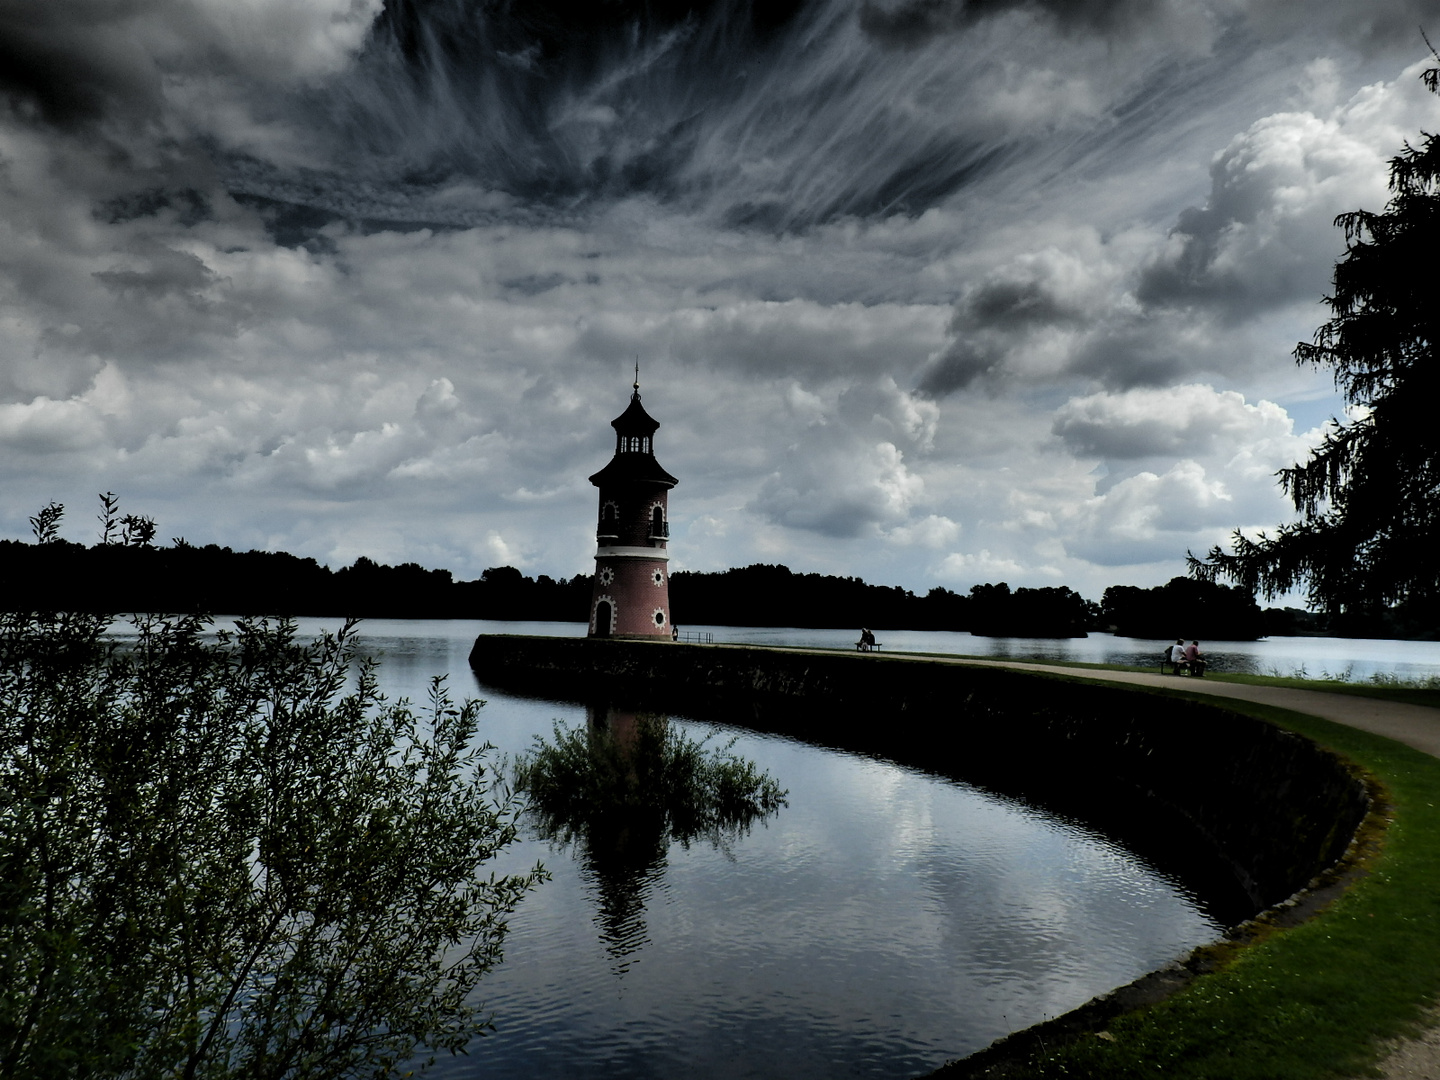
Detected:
left=598, top=503, right=618, bottom=539
left=650, top=505, right=667, bottom=540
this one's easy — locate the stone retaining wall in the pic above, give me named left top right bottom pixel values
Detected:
left=469, top=635, right=1370, bottom=924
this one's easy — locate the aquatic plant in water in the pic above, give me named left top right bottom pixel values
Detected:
left=515, top=715, right=787, bottom=851
left=514, top=715, right=786, bottom=959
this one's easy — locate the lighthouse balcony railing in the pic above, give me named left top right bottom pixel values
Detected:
left=648, top=523, right=669, bottom=540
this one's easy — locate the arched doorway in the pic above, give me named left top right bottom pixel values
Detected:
left=594, top=600, right=613, bottom=637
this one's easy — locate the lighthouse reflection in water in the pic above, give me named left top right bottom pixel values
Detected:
left=514, top=705, right=788, bottom=967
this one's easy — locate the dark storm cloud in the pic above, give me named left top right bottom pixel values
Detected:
left=918, top=248, right=1107, bottom=394
left=1066, top=320, right=1187, bottom=390
left=1244, top=0, right=1440, bottom=54
left=964, top=276, right=1089, bottom=330
left=255, top=0, right=1017, bottom=230
left=858, top=0, right=1172, bottom=47
left=93, top=247, right=217, bottom=300
left=0, top=1, right=162, bottom=128
left=206, top=0, right=1246, bottom=240
left=918, top=339, right=1005, bottom=395
left=102, top=188, right=214, bottom=228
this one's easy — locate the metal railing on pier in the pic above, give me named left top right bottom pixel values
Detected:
left=675, top=630, right=714, bottom=644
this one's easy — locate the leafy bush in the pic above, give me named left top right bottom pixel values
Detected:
left=0, top=610, right=542, bottom=1080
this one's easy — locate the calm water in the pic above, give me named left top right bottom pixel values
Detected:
left=677, top=624, right=1440, bottom=682
left=367, top=617, right=1440, bottom=682
left=286, top=618, right=1223, bottom=1080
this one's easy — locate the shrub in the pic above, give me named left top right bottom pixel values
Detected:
left=0, top=610, right=542, bottom=1080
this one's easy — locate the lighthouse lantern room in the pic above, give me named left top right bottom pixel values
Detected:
left=588, top=372, right=678, bottom=638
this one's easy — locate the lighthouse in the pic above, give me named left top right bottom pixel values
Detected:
left=587, top=372, right=678, bottom=638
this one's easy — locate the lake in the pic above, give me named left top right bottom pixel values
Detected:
left=371, top=618, right=1440, bottom=682
left=293, top=618, right=1230, bottom=1080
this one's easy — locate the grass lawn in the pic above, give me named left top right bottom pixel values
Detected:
left=950, top=684, right=1440, bottom=1079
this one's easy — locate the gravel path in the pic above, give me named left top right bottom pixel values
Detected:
left=932, top=657, right=1440, bottom=757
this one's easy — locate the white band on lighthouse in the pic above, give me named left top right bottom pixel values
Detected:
left=594, top=546, right=670, bottom=561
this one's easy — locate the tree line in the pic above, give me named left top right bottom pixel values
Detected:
left=4, top=518, right=1329, bottom=638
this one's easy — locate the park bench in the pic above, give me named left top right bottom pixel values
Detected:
left=1159, top=651, right=1206, bottom=677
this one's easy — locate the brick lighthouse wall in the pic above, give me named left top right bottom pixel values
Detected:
left=592, top=555, right=670, bottom=637
left=591, top=485, right=671, bottom=638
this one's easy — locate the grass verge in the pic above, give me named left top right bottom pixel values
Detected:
left=962, top=687, right=1440, bottom=1079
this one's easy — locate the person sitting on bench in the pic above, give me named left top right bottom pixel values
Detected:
left=1183, top=640, right=1206, bottom=677
left=1164, top=639, right=1188, bottom=674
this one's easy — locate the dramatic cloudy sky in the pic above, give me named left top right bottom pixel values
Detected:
left=2, top=0, right=1438, bottom=599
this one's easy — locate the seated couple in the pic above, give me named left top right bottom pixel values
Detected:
left=1166, top=639, right=1206, bottom=676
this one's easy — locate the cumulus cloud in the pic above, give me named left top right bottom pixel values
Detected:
left=920, top=58, right=1440, bottom=398
left=745, top=379, right=942, bottom=538
left=0, top=364, right=129, bottom=454
left=575, top=298, right=948, bottom=380
left=1052, top=385, right=1325, bottom=567
left=1138, top=60, right=1440, bottom=318
left=1052, top=384, right=1295, bottom=460
left=935, top=548, right=1024, bottom=581
left=751, top=439, right=924, bottom=537
left=885, top=513, right=963, bottom=548
left=1063, top=460, right=1239, bottom=566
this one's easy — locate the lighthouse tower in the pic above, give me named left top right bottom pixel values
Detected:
left=587, top=373, right=678, bottom=639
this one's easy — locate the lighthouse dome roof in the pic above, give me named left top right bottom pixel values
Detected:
left=588, top=388, right=677, bottom=488
left=611, top=391, right=659, bottom=436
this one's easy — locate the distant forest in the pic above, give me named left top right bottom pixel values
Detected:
left=0, top=535, right=1349, bottom=640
